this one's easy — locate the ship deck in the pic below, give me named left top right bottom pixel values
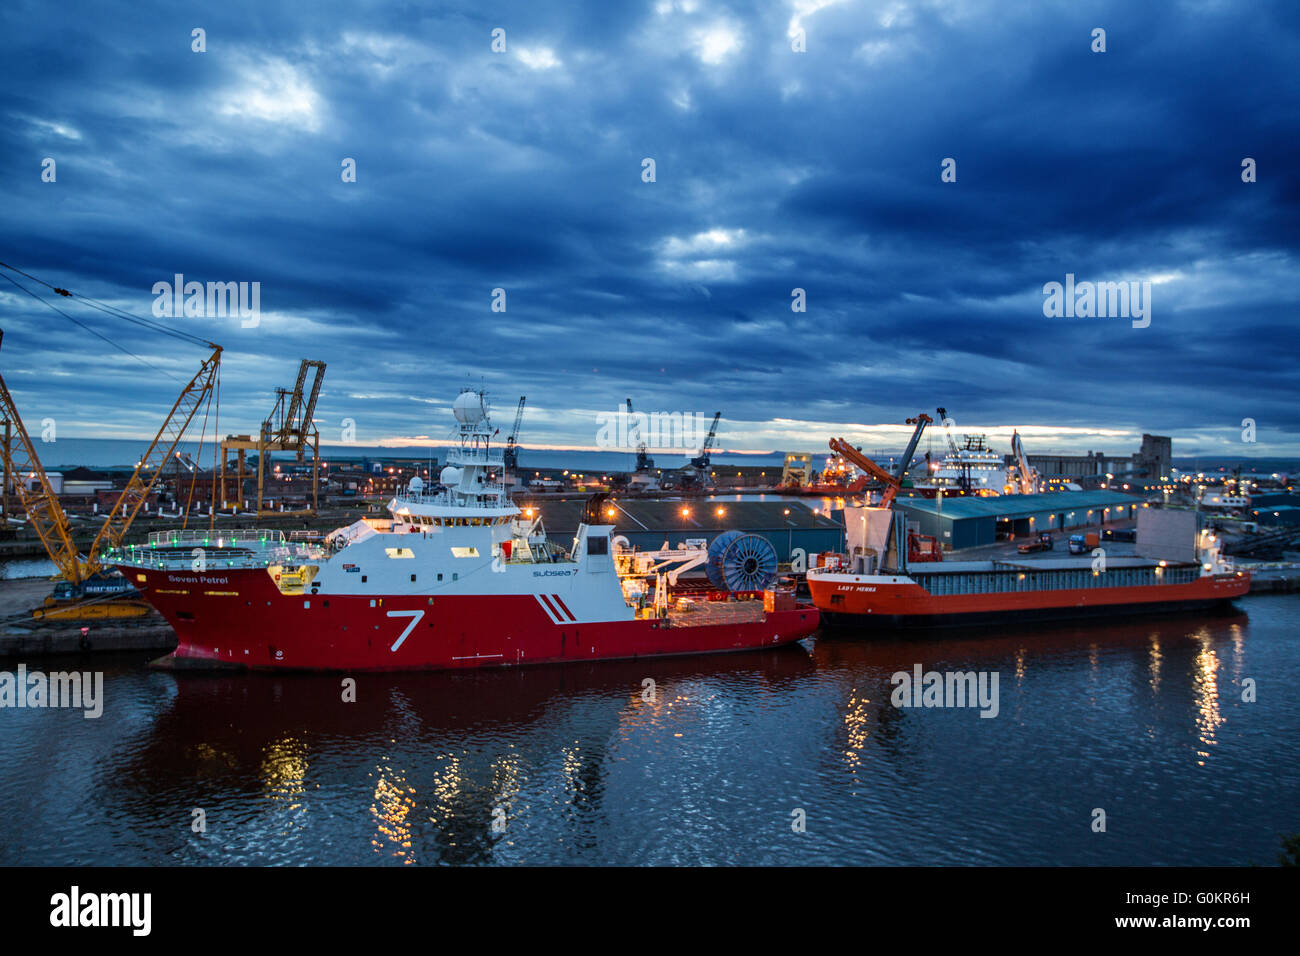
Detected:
left=908, top=556, right=1206, bottom=597
left=665, top=597, right=766, bottom=627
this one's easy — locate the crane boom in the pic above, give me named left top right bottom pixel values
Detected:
left=828, top=437, right=902, bottom=505
left=1009, top=429, right=1036, bottom=494
left=936, top=407, right=961, bottom=457
left=503, top=396, right=526, bottom=471
left=700, top=412, right=721, bottom=455
left=0, top=331, right=91, bottom=584
left=829, top=412, right=933, bottom=509
left=87, top=345, right=222, bottom=563
left=896, top=414, right=932, bottom=479
left=510, top=396, right=526, bottom=445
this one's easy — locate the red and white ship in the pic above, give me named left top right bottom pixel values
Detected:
left=114, top=389, right=817, bottom=671
left=808, top=504, right=1250, bottom=627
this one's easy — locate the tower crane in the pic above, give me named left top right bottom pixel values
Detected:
left=503, top=396, right=526, bottom=472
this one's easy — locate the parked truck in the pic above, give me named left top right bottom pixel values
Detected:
left=1018, top=531, right=1055, bottom=554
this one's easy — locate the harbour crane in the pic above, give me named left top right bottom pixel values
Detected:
left=0, top=329, right=222, bottom=618
left=936, top=407, right=973, bottom=494
left=829, top=412, right=933, bottom=508
left=663, top=411, right=721, bottom=491
left=829, top=412, right=942, bottom=561
left=690, top=411, right=722, bottom=473
left=1007, top=429, right=1038, bottom=495
left=219, top=359, right=325, bottom=515
left=503, top=396, right=526, bottom=472
left=626, top=398, right=653, bottom=472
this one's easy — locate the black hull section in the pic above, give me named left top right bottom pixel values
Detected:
left=821, top=596, right=1243, bottom=631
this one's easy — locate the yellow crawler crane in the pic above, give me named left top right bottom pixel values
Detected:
left=0, top=329, right=222, bottom=619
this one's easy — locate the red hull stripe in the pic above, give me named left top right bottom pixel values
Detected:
left=551, top=594, right=577, bottom=622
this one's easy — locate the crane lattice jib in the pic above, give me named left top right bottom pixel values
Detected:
left=509, top=396, right=526, bottom=446
left=701, top=412, right=721, bottom=454
left=282, top=360, right=311, bottom=441
left=298, top=361, right=326, bottom=440
left=87, top=346, right=221, bottom=563
left=0, top=372, right=91, bottom=584
left=937, top=407, right=961, bottom=457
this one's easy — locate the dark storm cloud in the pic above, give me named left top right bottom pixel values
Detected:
left=0, top=0, right=1296, bottom=460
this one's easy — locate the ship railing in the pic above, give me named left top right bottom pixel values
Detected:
left=445, top=449, right=506, bottom=467
left=393, top=490, right=512, bottom=510
left=117, top=543, right=326, bottom=571
left=143, top=529, right=286, bottom=548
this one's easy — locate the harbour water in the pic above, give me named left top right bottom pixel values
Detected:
left=2, top=596, right=1296, bottom=866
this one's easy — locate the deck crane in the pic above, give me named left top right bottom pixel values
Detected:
left=503, top=396, right=526, bottom=472
left=829, top=413, right=932, bottom=509
left=0, top=329, right=223, bottom=618
left=829, top=412, right=941, bottom=561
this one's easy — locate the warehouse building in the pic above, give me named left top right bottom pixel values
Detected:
left=896, top=490, right=1145, bottom=551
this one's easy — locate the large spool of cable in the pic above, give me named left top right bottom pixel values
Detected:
left=705, top=531, right=778, bottom=591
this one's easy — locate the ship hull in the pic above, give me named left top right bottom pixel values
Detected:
left=809, top=571, right=1250, bottom=629
left=124, top=566, right=818, bottom=672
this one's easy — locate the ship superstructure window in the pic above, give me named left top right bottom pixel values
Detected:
left=587, top=536, right=609, bottom=555
left=450, top=547, right=480, bottom=558
left=385, top=548, right=416, bottom=558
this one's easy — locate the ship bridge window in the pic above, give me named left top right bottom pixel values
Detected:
left=450, top=547, right=480, bottom=558
left=587, top=536, right=609, bottom=555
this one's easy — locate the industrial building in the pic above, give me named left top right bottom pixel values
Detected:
left=1248, top=493, right=1300, bottom=527
left=895, top=490, right=1145, bottom=550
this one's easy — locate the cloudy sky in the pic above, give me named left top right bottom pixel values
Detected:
left=1, top=0, right=1296, bottom=464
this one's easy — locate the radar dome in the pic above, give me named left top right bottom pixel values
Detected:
left=440, top=465, right=462, bottom=486
left=452, top=390, right=487, bottom=426
left=408, top=476, right=424, bottom=494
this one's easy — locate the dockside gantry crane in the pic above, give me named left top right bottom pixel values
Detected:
left=219, top=359, right=325, bottom=516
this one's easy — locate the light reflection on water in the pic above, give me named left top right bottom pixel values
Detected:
left=1, top=598, right=1297, bottom=866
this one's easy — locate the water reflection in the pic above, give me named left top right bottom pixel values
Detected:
left=5, top=602, right=1297, bottom=866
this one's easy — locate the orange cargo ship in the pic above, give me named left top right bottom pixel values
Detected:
left=807, top=504, right=1250, bottom=627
